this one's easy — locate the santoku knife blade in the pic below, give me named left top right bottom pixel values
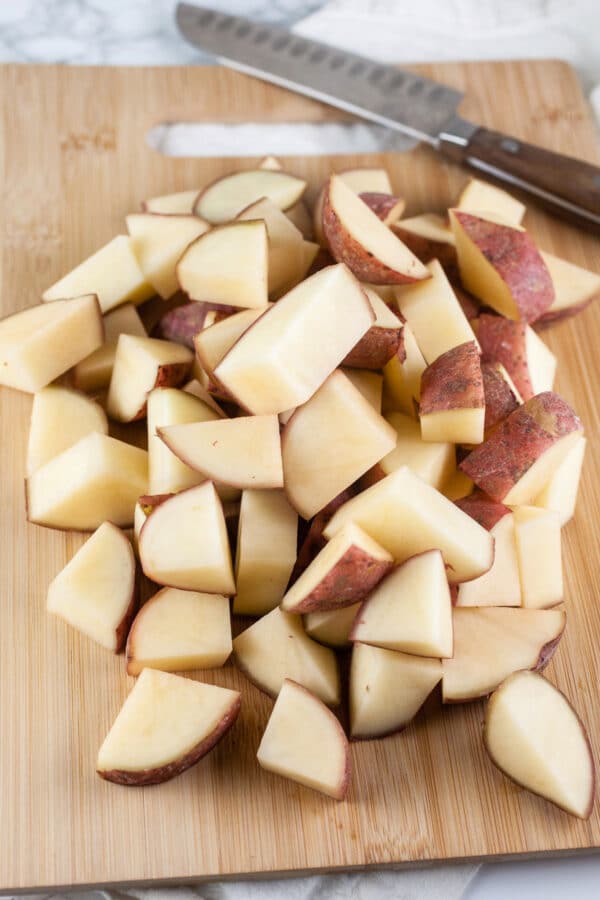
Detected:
left=176, top=2, right=600, bottom=230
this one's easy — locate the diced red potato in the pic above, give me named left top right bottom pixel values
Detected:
left=342, top=289, right=404, bottom=370
left=474, top=313, right=556, bottom=401
left=450, top=210, right=554, bottom=323
left=481, top=361, right=522, bottom=431
left=322, top=175, right=430, bottom=285
left=419, top=341, right=485, bottom=445
left=460, top=392, right=583, bottom=504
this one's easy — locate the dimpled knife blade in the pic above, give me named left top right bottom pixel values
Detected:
left=175, top=3, right=464, bottom=146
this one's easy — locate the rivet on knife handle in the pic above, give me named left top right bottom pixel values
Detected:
left=439, top=117, right=600, bottom=229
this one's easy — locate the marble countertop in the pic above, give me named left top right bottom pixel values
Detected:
left=1, top=2, right=599, bottom=898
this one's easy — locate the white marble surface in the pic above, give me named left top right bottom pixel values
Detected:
left=1, top=1, right=599, bottom=898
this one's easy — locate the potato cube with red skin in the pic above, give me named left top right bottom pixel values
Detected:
left=322, top=175, right=430, bottom=285
left=460, top=392, right=583, bottom=505
left=475, top=313, right=556, bottom=401
left=287, top=488, right=357, bottom=587
left=342, top=289, right=404, bottom=370
left=450, top=210, right=554, bottom=323
left=481, top=361, right=522, bottom=431
left=280, top=522, right=393, bottom=614
left=419, top=342, right=484, bottom=445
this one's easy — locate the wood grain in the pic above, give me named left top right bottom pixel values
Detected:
left=1, top=60, right=599, bottom=893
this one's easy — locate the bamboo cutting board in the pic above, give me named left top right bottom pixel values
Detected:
left=1, top=59, right=600, bottom=893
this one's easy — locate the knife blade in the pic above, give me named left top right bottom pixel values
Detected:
left=176, top=2, right=600, bottom=230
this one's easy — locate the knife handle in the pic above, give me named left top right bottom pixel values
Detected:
left=440, top=124, right=600, bottom=230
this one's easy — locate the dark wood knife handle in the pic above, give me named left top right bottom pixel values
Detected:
left=440, top=125, right=600, bottom=230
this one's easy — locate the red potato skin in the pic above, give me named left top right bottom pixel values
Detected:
left=481, top=360, right=522, bottom=430
left=459, top=391, right=583, bottom=501
left=97, top=694, right=241, bottom=786
left=155, top=302, right=233, bottom=349
left=284, top=546, right=394, bottom=614
left=452, top=211, right=554, bottom=323
left=391, top=224, right=457, bottom=269
left=455, top=489, right=510, bottom=532
left=476, top=313, right=533, bottom=400
left=288, top=488, right=357, bottom=588
left=419, top=341, right=484, bottom=415
left=128, top=361, right=193, bottom=422
left=138, top=291, right=186, bottom=335
left=342, top=324, right=404, bottom=370
left=114, top=561, right=140, bottom=654
left=322, top=182, right=429, bottom=285
left=359, top=192, right=405, bottom=226
left=483, top=675, right=595, bottom=819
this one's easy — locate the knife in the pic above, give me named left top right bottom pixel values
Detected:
left=176, top=2, right=600, bottom=231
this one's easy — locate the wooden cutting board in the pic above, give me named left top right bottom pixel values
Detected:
left=1, top=59, right=599, bottom=894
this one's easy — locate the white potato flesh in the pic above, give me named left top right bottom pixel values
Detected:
left=126, top=213, right=209, bottom=298
left=395, top=259, right=478, bottom=364
left=147, top=388, right=220, bottom=495
left=107, top=335, right=193, bottom=422
left=0, top=295, right=103, bottom=393
left=27, top=386, right=108, bottom=476
left=47, top=521, right=135, bottom=651
left=73, top=303, right=147, bottom=393
left=213, top=264, right=374, bottom=415
left=534, top=435, right=586, bottom=525
left=138, top=482, right=235, bottom=595
left=126, top=588, right=231, bottom=675
left=257, top=679, right=350, bottom=799
left=324, top=466, right=493, bottom=583
left=160, top=415, right=283, bottom=489
left=456, top=513, right=522, bottom=607
left=351, top=549, right=453, bottom=657
left=442, top=607, right=566, bottom=702
left=282, top=370, right=397, bottom=518
left=97, top=669, right=240, bottom=776
left=196, top=169, right=307, bottom=224
left=484, top=671, right=594, bottom=818
left=234, top=489, right=297, bottom=616
left=350, top=643, right=442, bottom=738
left=42, top=235, right=153, bottom=312
left=177, top=221, right=268, bottom=309
left=380, top=412, right=455, bottom=490
left=513, top=506, right=563, bottom=608
left=26, top=432, right=148, bottom=530
left=233, top=607, right=340, bottom=706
